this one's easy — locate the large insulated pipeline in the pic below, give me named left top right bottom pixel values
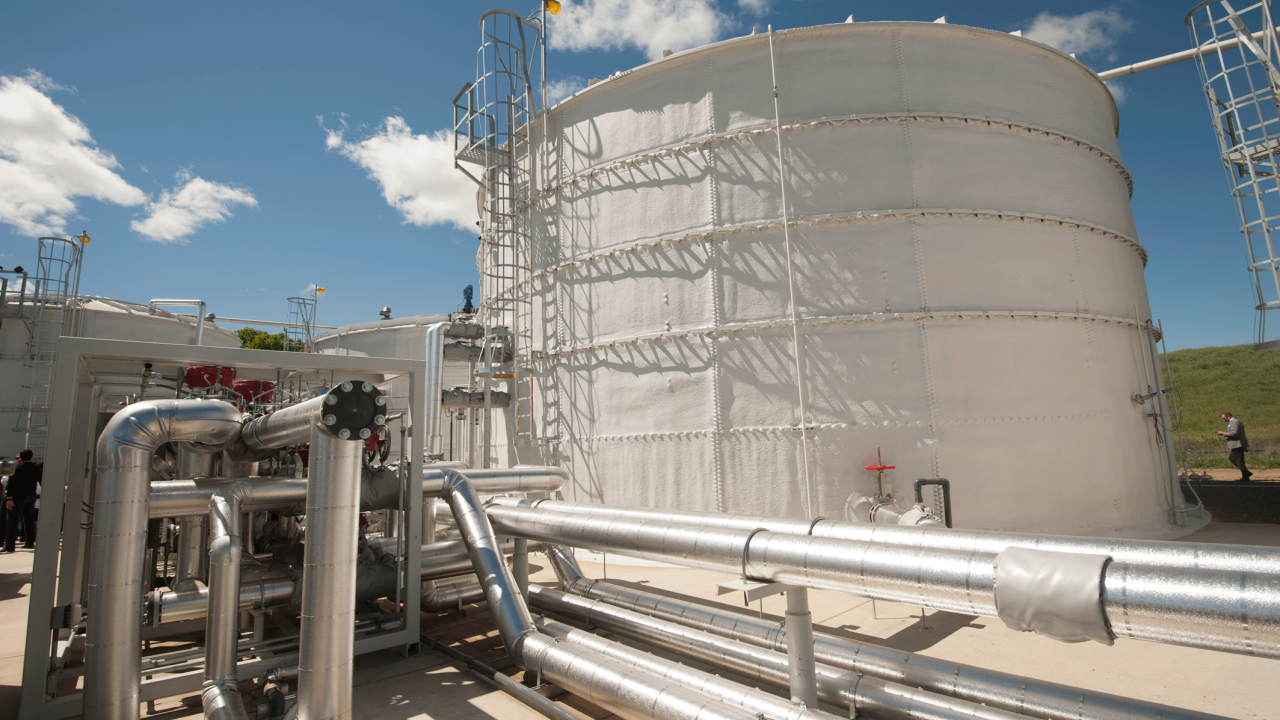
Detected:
left=296, top=382, right=383, bottom=720
left=503, top=499, right=1280, bottom=575
left=543, top=548, right=1226, bottom=720
left=84, top=399, right=243, bottom=720
left=487, top=505, right=1280, bottom=658
left=203, top=482, right=255, bottom=720
left=530, top=585, right=1029, bottom=720
left=439, top=470, right=768, bottom=720
left=536, top=617, right=838, bottom=720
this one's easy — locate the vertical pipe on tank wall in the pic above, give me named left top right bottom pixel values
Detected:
left=767, top=26, right=815, bottom=517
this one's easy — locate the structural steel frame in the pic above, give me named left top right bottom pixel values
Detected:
left=19, top=337, right=425, bottom=720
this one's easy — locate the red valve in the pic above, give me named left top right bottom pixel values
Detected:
left=865, top=465, right=895, bottom=471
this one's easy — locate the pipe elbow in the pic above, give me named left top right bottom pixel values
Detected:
left=97, top=399, right=242, bottom=464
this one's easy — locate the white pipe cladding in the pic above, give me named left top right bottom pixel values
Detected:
left=521, top=22, right=1175, bottom=535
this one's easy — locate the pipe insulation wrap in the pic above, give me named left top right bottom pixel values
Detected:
left=510, top=499, right=1280, bottom=575
left=297, top=428, right=362, bottom=720
left=542, top=547, right=1228, bottom=720
left=85, top=399, right=243, bottom=720
left=993, top=547, right=1113, bottom=644
left=493, top=505, right=1280, bottom=657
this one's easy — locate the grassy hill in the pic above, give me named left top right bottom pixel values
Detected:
left=1161, top=343, right=1280, bottom=469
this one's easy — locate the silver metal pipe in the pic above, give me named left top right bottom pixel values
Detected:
left=543, top=548, right=1226, bottom=720
left=150, top=466, right=566, bottom=519
left=239, top=394, right=328, bottom=451
left=439, top=470, right=764, bottom=720
left=84, top=399, right=243, bottom=720
left=204, top=481, right=253, bottom=720
left=492, top=506, right=1280, bottom=658
left=159, top=577, right=295, bottom=624
left=509, top=499, right=1280, bottom=575
left=297, top=427, right=363, bottom=720
left=530, top=584, right=1027, bottom=720
left=421, top=580, right=485, bottom=611
left=422, top=466, right=568, bottom=496
left=537, top=617, right=838, bottom=720
left=424, top=322, right=447, bottom=457
left=150, top=299, right=206, bottom=345
left=175, top=451, right=215, bottom=589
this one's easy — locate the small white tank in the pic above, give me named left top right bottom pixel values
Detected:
left=514, top=22, right=1182, bottom=537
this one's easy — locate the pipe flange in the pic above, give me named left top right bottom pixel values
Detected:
left=318, top=382, right=385, bottom=439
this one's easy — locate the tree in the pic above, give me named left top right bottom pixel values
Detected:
left=236, top=327, right=301, bottom=351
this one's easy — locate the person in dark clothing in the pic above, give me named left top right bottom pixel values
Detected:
left=1217, top=412, right=1253, bottom=482
left=6, top=449, right=40, bottom=551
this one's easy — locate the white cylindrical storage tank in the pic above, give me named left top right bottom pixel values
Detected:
left=315, top=314, right=473, bottom=460
left=522, top=22, right=1181, bottom=537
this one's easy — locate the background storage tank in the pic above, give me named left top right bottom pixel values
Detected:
left=315, top=314, right=474, bottom=460
left=518, top=22, right=1182, bottom=537
left=0, top=297, right=240, bottom=458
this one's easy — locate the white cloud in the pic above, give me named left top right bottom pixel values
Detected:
left=1105, top=80, right=1128, bottom=105
left=130, top=169, right=257, bottom=243
left=1022, top=8, right=1133, bottom=61
left=0, top=70, right=146, bottom=237
left=738, top=0, right=768, bottom=15
left=547, top=76, right=587, bottom=105
left=551, top=0, right=728, bottom=61
left=322, top=116, right=477, bottom=231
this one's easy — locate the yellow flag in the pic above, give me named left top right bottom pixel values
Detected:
left=317, top=287, right=326, bottom=295
left=545, top=0, right=561, bottom=15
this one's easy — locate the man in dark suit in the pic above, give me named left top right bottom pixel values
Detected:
left=5, top=449, right=40, bottom=551
left=1217, top=412, right=1253, bottom=482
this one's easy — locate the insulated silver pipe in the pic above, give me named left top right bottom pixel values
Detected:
left=159, top=577, right=295, bottom=624
left=204, top=481, right=253, bottom=720
left=543, top=548, right=1227, bottom=720
left=530, top=585, right=1027, bottom=720
left=424, top=322, right=447, bottom=457
left=490, top=506, right=1280, bottom=658
left=84, top=399, right=243, bottom=720
left=297, top=427, right=363, bottom=720
left=421, top=580, right=485, bottom=611
left=175, top=451, right=215, bottom=589
left=239, top=394, right=329, bottom=451
left=537, top=618, right=839, bottom=720
left=439, top=470, right=766, bottom=720
left=149, top=466, right=567, bottom=519
left=509, top=499, right=1280, bottom=575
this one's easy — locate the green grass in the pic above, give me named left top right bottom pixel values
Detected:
left=1161, top=343, right=1280, bottom=469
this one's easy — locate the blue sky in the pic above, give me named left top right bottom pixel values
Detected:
left=0, top=0, right=1260, bottom=350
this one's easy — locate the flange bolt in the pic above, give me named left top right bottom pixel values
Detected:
left=341, top=381, right=353, bottom=392
left=359, top=428, right=372, bottom=439
left=338, top=428, right=351, bottom=439
left=323, top=414, right=337, bottom=425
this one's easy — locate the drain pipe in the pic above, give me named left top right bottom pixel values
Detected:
left=149, top=299, right=207, bottom=345
left=489, top=505, right=1280, bottom=658
left=439, top=470, right=767, bottom=720
left=84, top=399, right=243, bottom=720
left=530, top=584, right=1028, bottom=720
left=296, top=382, right=384, bottom=720
left=543, top=548, right=1226, bottom=720
left=506, top=499, right=1280, bottom=575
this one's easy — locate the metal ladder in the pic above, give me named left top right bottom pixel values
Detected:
left=15, top=237, right=84, bottom=458
left=454, top=9, right=543, bottom=452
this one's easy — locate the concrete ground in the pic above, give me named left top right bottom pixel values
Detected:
left=3, top=523, right=1278, bottom=720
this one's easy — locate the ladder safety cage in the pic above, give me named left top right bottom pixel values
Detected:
left=1189, top=0, right=1280, bottom=343
left=452, top=9, right=546, bottom=456
left=16, top=236, right=84, bottom=457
